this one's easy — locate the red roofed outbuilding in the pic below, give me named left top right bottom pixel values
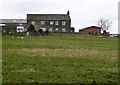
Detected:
left=79, top=26, right=101, bottom=35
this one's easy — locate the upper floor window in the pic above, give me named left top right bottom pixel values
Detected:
left=55, top=21, right=59, bottom=25
left=41, top=21, right=45, bottom=25
left=50, top=21, right=54, bottom=25
left=31, top=21, right=35, bottom=25
left=62, top=21, right=66, bottom=25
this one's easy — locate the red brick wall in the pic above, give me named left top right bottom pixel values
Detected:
left=80, top=27, right=101, bottom=35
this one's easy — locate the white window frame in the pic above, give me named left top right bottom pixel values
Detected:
left=62, top=28, right=66, bottom=32
left=55, top=28, right=59, bottom=31
left=55, top=21, right=59, bottom=25
left=49, top=28, right=53, bottom=32
left=40, top=25, right=46, bottom=32
left=50, top=21, right=54, bottom=25
left=19, top=23, right=23, bottom=26
left=31, top=21, right=35, bottom=25
left=62, top=21, right=66, bottom=25
left=17, top=26, right=24, bottom=32
left=41, top=21, right=45, bottom=25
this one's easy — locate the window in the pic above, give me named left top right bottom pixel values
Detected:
left=31, top=21, right=35, bottom=25
left=97, top=29, right=99, bottom=31
left=19, top=23, right=22, bottom=26
left=21, top=21, right=25, bottom=23
left=13, top=20, right=17, bottom=22
left=50, top=21, right=54, bottom=25
left=3, top=30, right=6, bottom=33
left=41, top=21, right=45, bottom=25
left=40, top=25, right=46, bottom=32
left=49, top=28, right=52, bottom=32
left=17, top=26, right=24, bottom=32
left=62, top=28, right=66, bottom=32
left=55, top=28, right=59, bottom=31
left=62, top=21, right=66, bottom=25
left=55, top=21, right=59, bottom=25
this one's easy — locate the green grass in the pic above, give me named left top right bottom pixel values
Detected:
left=2, top=33, right=119, bottom=84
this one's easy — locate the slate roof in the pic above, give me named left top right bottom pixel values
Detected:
left=0, top=19, right=27, bottom=24
left=27, top=14, right=71, bottom=20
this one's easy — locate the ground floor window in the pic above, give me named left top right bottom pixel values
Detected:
left=17, top=26, right=25, bottom=32
left=55, top=28, right=59, bottom=31
left=40, top=25, right=46, bottom=32
left=62, top=28, right=66, bottom=32
left=49, top=28, right=52, bottom=32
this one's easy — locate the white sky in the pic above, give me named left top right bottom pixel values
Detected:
left=0, top=0, right=119, bottom=34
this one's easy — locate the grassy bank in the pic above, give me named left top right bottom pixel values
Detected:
left=2, top=33, right=119, bottom=84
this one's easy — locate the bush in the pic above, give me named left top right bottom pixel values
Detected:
left=27, top=24, right=35, bottom=32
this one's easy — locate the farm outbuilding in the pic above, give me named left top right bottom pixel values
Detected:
left=0, top=19, right=27, bottom=33
left=79, top=26, right=101, bottom=35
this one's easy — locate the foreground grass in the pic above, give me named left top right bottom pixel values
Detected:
left=2, top=34, right=119, bottom=83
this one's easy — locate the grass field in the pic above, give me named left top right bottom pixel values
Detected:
left=2, top=33, right=119, bottom=84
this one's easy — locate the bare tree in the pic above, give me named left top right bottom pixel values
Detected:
left=97, top=18, right=112, bottom=36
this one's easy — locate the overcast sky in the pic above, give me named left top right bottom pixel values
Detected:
left=0, top=0, right=119, bottom=33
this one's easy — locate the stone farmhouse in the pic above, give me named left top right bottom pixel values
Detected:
left=27, top=11, right=72, bottom=33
